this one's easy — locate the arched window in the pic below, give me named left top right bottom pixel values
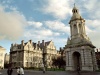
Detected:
left=79, top=24, right=81, bottom=29
left=74, top=24, right=76, bottom=28
left=74, top=10, right=75, bottom=13
left=79, top=24, right=82, bottom=34
left=76, top=10, right=77, bottom=13
left=73, top=24, right=77, bottom=35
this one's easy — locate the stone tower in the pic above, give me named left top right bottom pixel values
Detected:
left=64, top=5, right=98, bottom=71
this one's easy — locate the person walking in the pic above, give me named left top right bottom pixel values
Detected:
left=7, top=67, right=13, bottom=75
left=77, top=66, right=80, bottom=75
left=17, top=67, right=20, bottom=75
left=19, top=67, right=24, bottom=75
left=0, top=66, right=2, bottom=74
left=41, top=64, right=45, bottom=73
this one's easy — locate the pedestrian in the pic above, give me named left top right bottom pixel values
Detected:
left=42, top=64, right=45, bottom=73
left=41, top=63, right=45, bottom=73
left=77, top=66, right=80, bottom=75
left=0, top=66, right=2, bottom=74
left=43, top=67, right=45, bottom=73
left=7, top=67, right=13, bottom=75
left=19, top=67, right=24, bottom=75
left=17, top=67, right=20, bottom=75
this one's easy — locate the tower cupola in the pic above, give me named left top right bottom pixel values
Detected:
left=69, top=4, right=84, bottom=24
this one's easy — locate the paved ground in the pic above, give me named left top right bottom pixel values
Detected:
left=0, top=69, right=100, bottom=75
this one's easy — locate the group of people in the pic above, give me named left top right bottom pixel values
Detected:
left=6, top=65, right=80, bottom=75
left=7, top=67, right=24, bottom=75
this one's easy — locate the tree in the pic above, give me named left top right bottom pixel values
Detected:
left=52, top=57, right=66, bottom=69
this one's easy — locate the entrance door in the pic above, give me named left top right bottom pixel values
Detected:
left=73, top=52, right=81, bottom=71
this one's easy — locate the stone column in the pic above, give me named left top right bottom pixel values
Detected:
left=81, top=49, right=85, bottom=67
left=66, top=48, right=73, bottom=71
left=92, top=50, right=98, bottom=70
left=82, top=49, right=93, bottom=71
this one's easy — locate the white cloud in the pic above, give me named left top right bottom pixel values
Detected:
left=37, top=29, right=53, bottom=36
left=1, top=0, right=100, bottom=51
left=86, top=19, right=100, bottom=29
left=24, top=30, right=64, bottom=50
left=24, top=29, right=60, bottom=40
left=0, top=5, right=27, bottom=40
left=51, top=37, right=67, bottom=50
left=85, top=19, right=100, bottom=34
left=85, top=26, right=93, bottom=34
left=88, top=32, right=100, bottom=49
left=54, top=32, right=60, bottom=36
left=42, top=0, right=72, bottom=20
left=85, top=19, right=100, bottom=49
left=44, top=20, right=70, bottom=33
left=84, top=0, right=99, bottom=11
left=2, top=0, right=13, bottom=4
left=27, top=21, right=43, bottom=28
left=80, top=0, right=100, bottom=19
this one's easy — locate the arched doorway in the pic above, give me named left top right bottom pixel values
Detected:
left=73, top=52, right=81, bottom=71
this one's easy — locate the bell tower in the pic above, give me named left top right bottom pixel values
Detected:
left=64, top=5, right=98, bottom=71
left=69, top=4, right=89, bottom=42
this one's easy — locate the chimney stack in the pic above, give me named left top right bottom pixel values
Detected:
left=21, top=40, right=24, bottom=45
left=29, top=39, right=32, bottom=44
left=97, top=49, right=98, bottom=53
left=11, top=43, right=13, bottom=47
left=38, top=41, right=40, bottom=46
left=42, top=40, right=45, bottom=46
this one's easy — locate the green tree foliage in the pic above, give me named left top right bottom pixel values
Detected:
left=52, top=57, right=66, bottom=69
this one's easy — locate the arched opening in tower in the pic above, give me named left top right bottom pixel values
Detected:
left=73, top=51, right=81, bottom=71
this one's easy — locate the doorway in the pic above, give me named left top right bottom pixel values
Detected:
left=73, top=52, right=81, bottom=71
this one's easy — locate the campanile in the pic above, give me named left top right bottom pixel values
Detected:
left=64, top=5, right=98, bottom=71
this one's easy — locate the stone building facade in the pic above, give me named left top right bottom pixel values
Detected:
left=0, top=46, right=6, bottom=69
left=64, top=5, right=98, bottom=71
left=4, top=53, right=10, bottom=64
left=95, top=49, right=100, bottom=68
left=10, top=40, right=58, bottom=68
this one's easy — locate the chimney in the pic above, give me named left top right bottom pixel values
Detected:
left=42, top=40, right=45, bottom=46
left=60, top=47, right=62, bottom=51
left=38, top=41, right=40, bottom=46
left=29, top=39, right=32, bottom=44
left=11, top=43, right=13, bottom=47
left=21, top=40, right=24, bottom=45
left=97, top=49, right=98, bottom=53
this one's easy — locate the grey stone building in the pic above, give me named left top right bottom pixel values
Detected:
left=4, top=53, right=9, bottom=64
left=64, top=5, right=98, bottom=71
left=10, top=40, right=57, bottom=68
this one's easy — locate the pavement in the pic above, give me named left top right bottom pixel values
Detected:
left=0, top=69, right=100, bottom=75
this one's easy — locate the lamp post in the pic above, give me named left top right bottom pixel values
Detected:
left=42, top=45, right=46, bottom=73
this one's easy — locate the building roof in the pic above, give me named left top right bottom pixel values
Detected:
left=12, top=40, right=52, bottom=50
left=45, top=41, right=51, bottom=45
left=69, top=5, right=85, bottom=24
left=0, top=46, right=6, bottom=50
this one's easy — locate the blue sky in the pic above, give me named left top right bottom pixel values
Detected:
left=0, top=0, right=100, bottom=53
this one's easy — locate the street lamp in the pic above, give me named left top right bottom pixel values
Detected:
left=42, top=45, right=46, bottom=73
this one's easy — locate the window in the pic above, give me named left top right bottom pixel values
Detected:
left=74, top=24, right=76, bottom=27
left=76, top=10, right=77, bottom=13
left=74, top=10, right=75, bottom=13
left=18, top=46, right=21, bottom=49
